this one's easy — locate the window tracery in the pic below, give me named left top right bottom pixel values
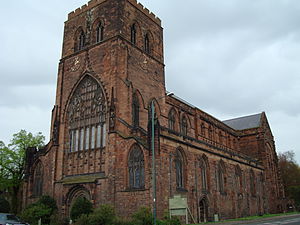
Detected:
left=68, top=76, right=106, bottom=152
left=128, top=145, right=145, bottom=189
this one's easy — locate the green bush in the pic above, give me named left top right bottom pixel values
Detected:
left=70, top=197, right=93, bottom=222
left=131, top=207, right=153, bottom=225
left=21, top=203, right=52, bottom=225
left=158, top=216, right=181, bottom=225
left=37, top=195, right=57, bottom=214
left=75, top=204, right=117, bottom=225
left=0, top=196, right=10, bottom=213
left=49, top=213, right=69, bottom=225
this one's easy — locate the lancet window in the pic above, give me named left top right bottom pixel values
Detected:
left=128, top=145, right=145, bottom=189
left=33, top=162, right=43, bottom=197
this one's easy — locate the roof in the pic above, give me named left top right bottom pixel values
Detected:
left=222, top=113, right=262, bottom=130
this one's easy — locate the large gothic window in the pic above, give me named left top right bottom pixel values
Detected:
left=181, top=115, right=188, bottom=136
left=96, top=22, right=104, bottom=43
left=33, top=162, right=43, bottom=197
left=132, top=93, right=139, bottom=128
left=128, top=145, right=145, bottom=189
left=68, top=76, right=106, bottom=152
left=131, top=23, right=137, bottom=45
left=175, top=148, right=184, bottom=189
left=168, top=109, right=176, bottom=131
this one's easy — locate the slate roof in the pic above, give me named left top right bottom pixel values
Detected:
left=222, top=113, right=262, bottom=130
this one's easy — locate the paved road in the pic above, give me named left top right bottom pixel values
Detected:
left=245, top=216, right=300, bottom=225
left=216, top=214, right=300, bottom=225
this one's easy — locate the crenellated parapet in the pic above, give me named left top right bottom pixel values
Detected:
left=68, top=0, right=161, bottom=25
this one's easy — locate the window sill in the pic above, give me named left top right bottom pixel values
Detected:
left=124, top=187, right=146, bottom=192
left=176, top=187, right=188, bottom=192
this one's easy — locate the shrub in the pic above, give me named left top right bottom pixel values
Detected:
left=0, top=196, right=10, bottom=213
left=70, top=197, right=93, bottom=222
left=131, top=207, right=153, bottom=225
left=158, top=216, right=181, bottom=225
left=75, top=204, right=117, bottom=225
left=37, top=195, right=57, bottom=214
left=21, top=203, right=52, bottom=225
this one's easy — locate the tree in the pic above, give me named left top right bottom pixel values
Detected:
left=278, top=151, right=300, bottom=207
left=0, top=130, right=45, bottom=213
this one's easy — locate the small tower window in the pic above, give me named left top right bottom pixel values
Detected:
left=131, top=24, right=137, bottom=45
left=96, top=22, right=104, bottom=43
left=144, top=33, right=150, bottom=54
left=78, top=31, right=85, bottom=51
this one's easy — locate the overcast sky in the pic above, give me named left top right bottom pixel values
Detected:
left=0, top=0, right=299, bottom=162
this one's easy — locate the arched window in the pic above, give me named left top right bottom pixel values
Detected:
left=181, top=115, right=188, bottom=136
left=96, top=22, right=104, bottom=43
left=128, top=145, right=145, bottom=189
left=78, top=30, right=85, bottom=51
left=168, top=109, right=176, bottom=131
left=175, top=149, right=184, bottom=188
left=144, top=33, right=150, bottom=54
left=33, top=162, right=43, bottom=197
left=200, top=157, right=208, bottom=191
left=218, top=161, right=225, bottom=193
left=132, top=93, right=139, bottom=128
left=250, top=170, right=256, bottom=196
left=68, top=76, right=106, bottom=152
left=131, top=23, right=137, bottom=45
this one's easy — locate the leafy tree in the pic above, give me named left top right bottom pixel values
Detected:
left=0, top=130, right=45, bottom=213
left=70, top=197, right=93, bottom=221
left=278, top=151, right=300, bottom=207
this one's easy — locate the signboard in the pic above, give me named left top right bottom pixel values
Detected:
left=169, top=195, right=188, bottom=223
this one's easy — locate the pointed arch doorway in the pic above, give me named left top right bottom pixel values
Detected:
left=198, top=197, right=208, bottom=223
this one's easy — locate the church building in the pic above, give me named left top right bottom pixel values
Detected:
left=23, top=0, right=285, bottom=222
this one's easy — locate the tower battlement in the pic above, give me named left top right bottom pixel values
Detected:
left=67, top=0, right=161, bottom=25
